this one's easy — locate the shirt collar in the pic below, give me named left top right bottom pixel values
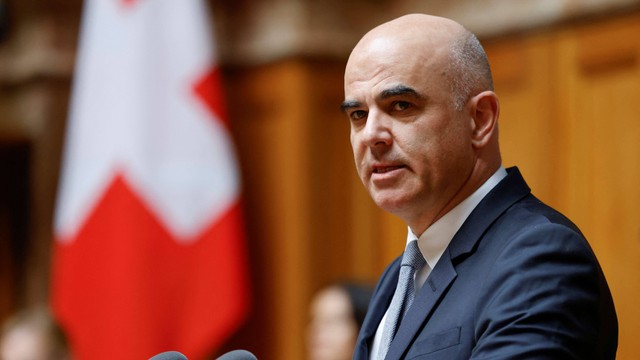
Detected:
left=406, top=166, right=508, bottom=270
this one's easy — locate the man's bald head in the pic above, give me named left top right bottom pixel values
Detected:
left=346, top=14, right=493, bottom=111
left=343, top=14, right=501, bottom=231
left=355, top=13, right=464, bottom=47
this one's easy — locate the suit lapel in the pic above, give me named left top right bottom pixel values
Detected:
left=448, top=167, right=530, bottom=260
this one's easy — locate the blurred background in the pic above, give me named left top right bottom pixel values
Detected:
left=0, top=0, right=639, bottom=359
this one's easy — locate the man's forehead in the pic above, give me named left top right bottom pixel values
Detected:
left=345, top=36, right=451, bottom=89
left=344, top=46, right=444, bottom=96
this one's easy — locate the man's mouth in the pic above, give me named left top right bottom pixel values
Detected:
left=372, top=165, right=405, bottom=174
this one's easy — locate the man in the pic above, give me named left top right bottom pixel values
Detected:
left=341, top=14, right=617, bottom=360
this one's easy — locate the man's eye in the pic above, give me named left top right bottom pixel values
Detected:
left=392, top=101, right=411, bottom=111
left=350, top=110, right=367, bottom=121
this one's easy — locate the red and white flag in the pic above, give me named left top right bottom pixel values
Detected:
left=51, top=1, right=250, bottom=359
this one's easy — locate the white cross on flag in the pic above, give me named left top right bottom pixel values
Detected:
left=51, top=1, right=250, bottom=359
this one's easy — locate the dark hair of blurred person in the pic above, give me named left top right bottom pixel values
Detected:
left=307, top=282, right=374, bottom=360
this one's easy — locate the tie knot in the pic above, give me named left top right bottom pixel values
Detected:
left=402, top=240, right=426, bottom=270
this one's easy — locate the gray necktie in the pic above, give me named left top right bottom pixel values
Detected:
left=379, top=240, right=426, bottom=359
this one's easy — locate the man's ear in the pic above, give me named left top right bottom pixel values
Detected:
left=469, top=91, right=499, bottom=148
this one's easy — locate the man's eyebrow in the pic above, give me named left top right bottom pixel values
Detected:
left=377, top=85, right=423, bottom=101
left=340, top=100, right=361, bottom=113
left=340, top=85, right=422, bottom=113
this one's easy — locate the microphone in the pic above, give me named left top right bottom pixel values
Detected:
left=148, top=351, right=188, bottom=360
left=217, top=349, right=257, bottom=360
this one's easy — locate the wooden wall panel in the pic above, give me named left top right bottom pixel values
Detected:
left=485, top=33, right=558, bottom=204
left=554, top=14, right=640, bottom=360
left=349, top=173, right=381, bottom=278
left=350, top=174, right=407, bottom=279
left=225, top=60, right=315, bottom=360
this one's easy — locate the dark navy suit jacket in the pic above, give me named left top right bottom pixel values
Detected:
left=354, top=167, right=618, bottom=360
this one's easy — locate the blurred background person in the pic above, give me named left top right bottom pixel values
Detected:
left=0, top=306, right=71, bottom=360
left=307, top=282, right=373, bottom=360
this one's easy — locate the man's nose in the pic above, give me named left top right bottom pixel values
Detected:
left=361, top=109, right=392, bottom=149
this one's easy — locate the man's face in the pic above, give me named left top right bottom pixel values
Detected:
left=343, top=36, right=475, bottom=230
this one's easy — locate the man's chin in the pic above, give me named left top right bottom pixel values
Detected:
left=371, top=191, right=412, bottom=214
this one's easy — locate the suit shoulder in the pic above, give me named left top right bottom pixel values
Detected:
left=500, top=194, right=586, bottom=242
left=478, top=194, right=604, bottom=269
left=517, top=195, right=582, bottom=230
